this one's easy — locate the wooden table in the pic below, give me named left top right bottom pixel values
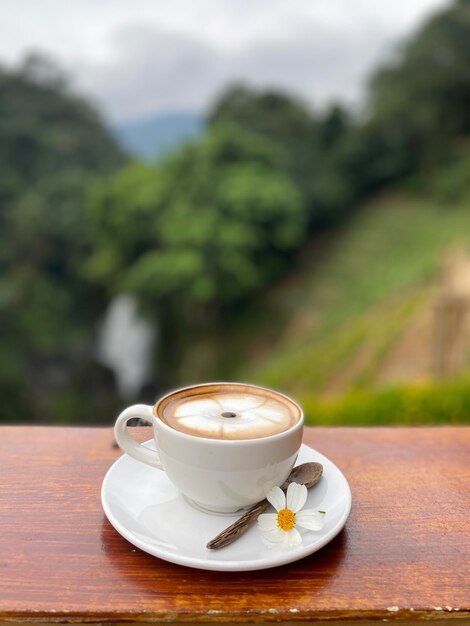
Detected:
left=0, top=426, right=469, bottom=625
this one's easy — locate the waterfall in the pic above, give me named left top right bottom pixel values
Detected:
left=96, top=294, right=156, bottom=398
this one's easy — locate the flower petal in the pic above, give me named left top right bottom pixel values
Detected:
left=284, top=528, right=302, bottom=548
left=261, top=526, right=285, bottom=543
left=266, top=485, right=286, bottom=512
left=286, top=482, right=307, bottom=513
left=257, top=513, right=278, bottom=531
left=295, top=509, right=326, bottom=531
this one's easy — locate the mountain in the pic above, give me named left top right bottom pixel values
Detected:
left=112, top=111, right=204, bottom=160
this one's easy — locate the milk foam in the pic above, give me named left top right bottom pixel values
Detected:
left=162, top=391, right=299, bottom=440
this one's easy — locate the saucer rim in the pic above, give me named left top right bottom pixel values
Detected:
left=101, top=441, right=352, bottom=572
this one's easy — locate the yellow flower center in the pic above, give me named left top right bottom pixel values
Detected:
left=277, top=508, right=296, bottom=531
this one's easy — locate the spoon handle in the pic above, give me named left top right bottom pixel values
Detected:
left=206, top=499, right=270, bottom=550
left=206, top=462, right=323, bottom=550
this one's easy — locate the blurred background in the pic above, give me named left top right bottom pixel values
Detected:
left=1, top=0, right=469, bottom=426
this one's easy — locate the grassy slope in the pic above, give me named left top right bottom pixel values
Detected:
left=223, top=191, right=470, bottom=424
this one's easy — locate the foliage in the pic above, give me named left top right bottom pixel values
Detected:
left=0, top=57, right=126, bottom=422
left=87, top=125, right=305, bottom=307
left=303, top=377, right=470, bottom=425
left=209, top=87, right=356, bottom=225
left=207, top=0, right=470, bottom=229
left=422, top=146, right=470, bottom=202
left=86, top=124, right=305, bottom=375
left=367, top=0, right=470, bottom=174
left=0, top=56, right=124, bottom=197
left=209, top=87, right=316, bottom=199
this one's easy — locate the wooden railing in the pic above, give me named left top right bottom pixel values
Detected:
left=0, top=426, right=468, bottom=624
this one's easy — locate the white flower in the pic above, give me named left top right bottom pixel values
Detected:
left=258, top=482, right=325, bottom=548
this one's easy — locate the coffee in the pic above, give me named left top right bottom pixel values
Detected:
left=159, top=383, right=301, bottom=440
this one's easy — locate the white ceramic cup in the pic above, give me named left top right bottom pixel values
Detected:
left=114, top=382, right=304, bottom=514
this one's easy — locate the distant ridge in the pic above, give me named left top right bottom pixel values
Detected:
left=112, top=111, right=204, bottom=161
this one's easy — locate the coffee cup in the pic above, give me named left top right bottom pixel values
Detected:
left=114, top=382, right=303, bottom=514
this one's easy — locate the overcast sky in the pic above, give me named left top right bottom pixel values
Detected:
left=0, top=0, right=450, bottom=122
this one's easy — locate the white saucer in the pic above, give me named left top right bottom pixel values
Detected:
left=101, top=441, right=351, bottom=572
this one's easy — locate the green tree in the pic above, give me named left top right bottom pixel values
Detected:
left=209, top=87, right=322, bottom=214
left=0, top=57, right=126, bottom=422
left=209, top=86, right=363, bottom=226
left=367, top=0, right=470, bottom=173
left=87, top=124, right=305, bottom=378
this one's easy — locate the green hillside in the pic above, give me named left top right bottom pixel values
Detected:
left=193, top=183, right=470, bottom=425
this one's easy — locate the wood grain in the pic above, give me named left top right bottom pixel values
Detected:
left=0, top=426, right=469, bottom=623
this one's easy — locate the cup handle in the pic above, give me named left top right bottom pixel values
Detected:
left=114, top=404, right=163, bottom=470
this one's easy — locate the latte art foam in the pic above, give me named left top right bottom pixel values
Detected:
left=161, top=389, right=300, bottom=440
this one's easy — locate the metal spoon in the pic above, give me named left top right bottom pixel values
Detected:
left=206, top=462, right=323, bottom=550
